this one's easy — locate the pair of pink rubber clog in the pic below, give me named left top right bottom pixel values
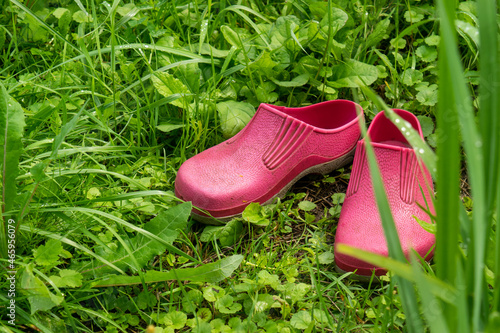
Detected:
left=175, top=100, right=435, bottom=277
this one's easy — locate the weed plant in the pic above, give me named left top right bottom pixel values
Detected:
left=0, top=0, right=495, bottom=332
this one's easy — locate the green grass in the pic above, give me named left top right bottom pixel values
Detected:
left=0, top=0, right=496, bottom=332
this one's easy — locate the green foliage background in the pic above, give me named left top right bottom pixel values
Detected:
left=0, top=0, right=492, bottom=332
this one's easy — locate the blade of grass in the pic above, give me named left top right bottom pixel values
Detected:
left=477, top=0, right=500, bottom=314
left=410, top=253, right=449, bottom=332
left=353, top=106, right=423, bottom=332
left=361, top=87, right=436, bottom=177
left=437, top=0, right=487, bottom=330
left=434, top=1, right=462, bottom=330
left=34, top=207, right=200, bottom=264
left=336, top=244, right=456, bottom=303
left=18, top=225, right=125, bottom=274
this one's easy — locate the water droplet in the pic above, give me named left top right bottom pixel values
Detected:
left=404, top=121, right=412, bottom=128
left=433, top=168, right=437, bottom=173
left=395, top=119, right=400, bottom=123
left=419, top=148, right=425, bottom=154
left=400, top=126, right=406, bottom=132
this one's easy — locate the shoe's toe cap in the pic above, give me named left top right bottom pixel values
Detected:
left=174, top=152, right=263, bottom=217
left=334, top=201, right=435, bottom=277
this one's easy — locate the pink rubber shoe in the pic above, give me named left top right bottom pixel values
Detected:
left=175, top=100, right=364, bottom=224
left=334, top=109, right=435, bottom=277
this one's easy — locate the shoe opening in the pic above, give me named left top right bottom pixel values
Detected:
left=272, top=100, right=360, bottom=130
left=368, top=109, right=421, bottom=147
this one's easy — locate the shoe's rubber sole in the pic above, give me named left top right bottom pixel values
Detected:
left=191, top=146, right=357, bottom=225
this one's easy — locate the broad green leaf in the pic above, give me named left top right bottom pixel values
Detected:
left=198, top=43, right=230, bottom=58
left=416, top=84, right=438, bottom=106
left=73, top=10, right=93, bottom=23
left=456, top=20, right=479, bottom=47
left=52, top=8, right=69, bottom=19
left=425, top=35, right=440, bottom=46
left=242, top=202, right=269, bottom=226
left=57, top=9, right=71, bottom=35
left=255, top=82, right=279, bottom=103
left=33, top=239, right=62, bottom=266
left=401, top=68, right=423, bottom=86
left=331, top=193, right=346, bottom=205
left=182, top=290, right=204, bottom=312
left=199, top=219, right=243, bottom=246
left=318, top=251, right=334, bottom=265
left=257, top=270, right=280, bottom=289
left=416, top=45, right=437, bottom=62
left=329, top=60, right=378, bottom=88
left=197, top=308, right=212, bottom=322
left=215, top=295, right=242, bottom=314
left=274, top=15, right=300, bottom=41
left=253, top=294, right=274, bottom=312
left=210, top=318, right=229, bottom=332
left=49, top=269, right=83, bottom=288
left=161, top=311, right=187, bottom=329
left=156, top=123, right=185, bottom=133
left=298, top=200, right=316, bottom=211
left=86, top=187, right=101, bottom=200
left=290, top=311, right=312, bottom=330
left=21, top=265, right=63, bottom=314
left=93, top=255, right=243, bottom=287
left=151, top=72, right=192, bottom=109
left=203, top=285, right=225, bottom=302
left=294, top=56, right=320, bottom=76
left=221, top=25, right=242, bottom=48
left=391, top=37, right=407, bottom=49
left=319, top=7, right=348, bottom=37
left=249, top=52, right=277, bottom=77
left=92, top=202, right=191, bottom=275
left=416, top=116, right=435, bottom=138
left=271, top=74, right=309, bottom=87
left=30, top=162, right=48, bottom=183
left=313, top=309, right=329, bottom=324
left=404, top=10, right=424, bottom=23
left=0, top=83, right=26, bottom=214
left=216, top=101, right=255, bottom=138
left=177, top=62, right=201, bottom=94
left=200, top=225, right=221, bottom=242
left=218, top=219, right=244, bottom=247
left=116, top=4, right=138, bottom=17
left=137, top=290, right=156, bottom=310
left=365, top=19, right=390, bottom=50
left=276, top=282, right=311, bottom=304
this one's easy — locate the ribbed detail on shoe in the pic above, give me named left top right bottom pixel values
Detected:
left=262, top=116, right=313, bottom=170
left=346, top=141, right=365, bottom=198
left=400, top=148, right=418, bottom=204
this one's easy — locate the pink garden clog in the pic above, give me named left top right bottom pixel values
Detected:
left=334, top=109, right=435, bottom=277
left=175, top=100, right=364, bottom=224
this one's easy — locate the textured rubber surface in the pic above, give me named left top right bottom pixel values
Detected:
left=334, top=109, right=435, bottom=277
left=190, top=145, right=356, bottom=225
left=175, top=100, right=364, bottom=224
